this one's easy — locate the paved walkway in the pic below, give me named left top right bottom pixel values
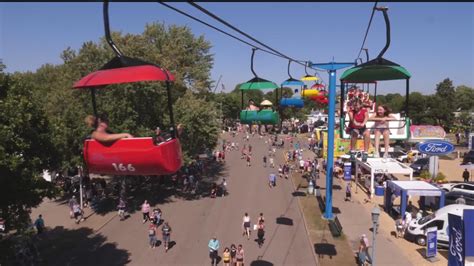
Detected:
left=314, top=157, right=413, bottom=265
left=32, top=133, right=316, bottom=266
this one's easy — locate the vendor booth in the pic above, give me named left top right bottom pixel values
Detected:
left=355, top=157, right=413, bottom=198
left=385, top=180, right=445, bottom=218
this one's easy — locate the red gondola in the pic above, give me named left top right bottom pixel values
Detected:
left=74, top=1, right=182, bottom=176
left=83, top=138, right=181, bottom=176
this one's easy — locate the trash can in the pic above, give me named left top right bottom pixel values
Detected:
left=375, top=185, right=385, bottom=196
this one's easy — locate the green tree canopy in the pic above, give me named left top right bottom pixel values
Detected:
left=0, top=68, right=58, bottom=231
left=174, top=91, right=221, bottom=162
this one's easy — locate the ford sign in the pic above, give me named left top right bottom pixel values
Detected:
left=417, top=140, right=455, bottom=155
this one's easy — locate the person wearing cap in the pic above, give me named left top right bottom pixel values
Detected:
left=208, top=236, right=220, bottom=266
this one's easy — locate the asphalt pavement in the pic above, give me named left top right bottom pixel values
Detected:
left=33, top=133, right=316, bottom=266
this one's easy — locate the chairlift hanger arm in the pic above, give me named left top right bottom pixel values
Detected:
left=375, top=6, right=390, bottom=59
left=287, top=60, right=294, bottom=80
left=103, top=1, right=123, bottom=57
left=362, top=48, right=369, bottom=62
left=251, top=48, right=258, bottom=78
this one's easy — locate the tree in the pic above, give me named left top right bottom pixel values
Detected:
left=173, top=91, right=221, bottom=162
left=408, top=92, right=430, bottom=125
left=383, top=93, right=405, bottom=113
left=0, top=68, right=58, bottom=231
left=435, top=78, right=456, bottom=111
left=455, top=85, right=474, bottom=111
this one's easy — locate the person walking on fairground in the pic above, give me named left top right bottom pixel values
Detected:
left=208, top=236, right=220, bottom=266
left=345, top=182, right=352, bottom=202
left=248, top=144, right=252, bottom=155
left=269, top=156, right=275, bottom=168
left=402, top=212, right=412, bottom=237
left=463, top=168, right=470, bottom=182
left=72, top=202, right=83, bottom=224
left=242, top=213, right=251, bottom=240
left=395, top=215, right=403, bottom=238
left=357, top=234, right=370, bottom=265
left=222, top=247, right=231, bottom=266
left=263, top=155, right=267, bottom=168
left=117, top=198, right=126, bottom=221
left=34, top=214, right=45, bottom=235
left=230, top=244, right=237, bottom=265
left=268, top=173, right=276, bottom=188
left=162, top=222, right=172, bottom=252
left=241, top=144, right=246, bottom=158
left=246, top=154, right=251, bottom=167
left=236, top=244, right=245, bottom=266
left=68, top=196, right=78, bottom=219
left=141, top=200, right=151, bottom=224
left=256, top=219, right=265, bottom=248
left=148, top=224, right=157, bottom=249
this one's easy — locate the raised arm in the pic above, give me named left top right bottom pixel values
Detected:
left=92, top=131, right=133, bottom=143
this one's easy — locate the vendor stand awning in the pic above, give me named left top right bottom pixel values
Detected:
left=385, top=180, right=445, bottom=219
left=356, top=158, right=414, bottom=197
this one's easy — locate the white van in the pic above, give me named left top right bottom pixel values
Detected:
left=406, top=204, right=474, bottom=247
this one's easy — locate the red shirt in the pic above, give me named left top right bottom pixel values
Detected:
left=349, top=108, right=367, bottom=129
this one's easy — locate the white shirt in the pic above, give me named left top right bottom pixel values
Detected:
left=243, top=216, right=250, bottom=223
left=299, top=160, right=305, bottom=167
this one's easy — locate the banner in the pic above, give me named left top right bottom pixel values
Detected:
left=464, top=210, right=474, bottom=265
left=426, top=226, right=437, bottom=258
left=343, top=163, right=352, bottom=181
left=410, top=125, right=446, bottom=140
left=448, top=213, right=465, bottom=266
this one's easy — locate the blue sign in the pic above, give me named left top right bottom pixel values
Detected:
left=426, top=227, right=438, bottom=258
left=448, top=213, right=465, bottom=266
left=417, top=140, right=455, bottom=155
left=343, top=163, right=352, bottom=181
left=464, top=210, right=474, bottom=263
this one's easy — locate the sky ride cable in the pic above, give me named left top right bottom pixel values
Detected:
left=157, top=1, right=286, bottom=60
left=186, top=1, right=317, bottom=70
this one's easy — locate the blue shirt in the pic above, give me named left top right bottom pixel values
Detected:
left=208, top=239, right=219, bottom=252
left=269, top=174, right=276, bottom=181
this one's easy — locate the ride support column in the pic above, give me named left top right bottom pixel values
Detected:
left=324, top=70, right=337, bottom=219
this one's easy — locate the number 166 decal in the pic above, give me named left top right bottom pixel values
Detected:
left=112, top=163, right=136, bottom=172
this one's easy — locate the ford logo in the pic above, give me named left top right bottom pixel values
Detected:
left=417, top=140, right=455, bottom=155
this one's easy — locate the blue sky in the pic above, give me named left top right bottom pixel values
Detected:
left=1, top=2, right=473, bottom=95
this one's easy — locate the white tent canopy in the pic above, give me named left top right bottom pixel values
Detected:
left=387, top=180, right=443, bottom=197
left=356, top=157, right=414, bottom=197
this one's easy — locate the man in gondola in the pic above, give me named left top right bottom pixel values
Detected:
left=154, top=127, right=166, bottom=144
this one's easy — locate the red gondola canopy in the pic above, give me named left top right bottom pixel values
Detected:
left=73, top=56, right=174, bottom=89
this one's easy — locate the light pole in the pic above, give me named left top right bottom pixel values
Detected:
left=371, top=205, right=381, bottom=265
left=78, top=166, right=84, bottom=209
